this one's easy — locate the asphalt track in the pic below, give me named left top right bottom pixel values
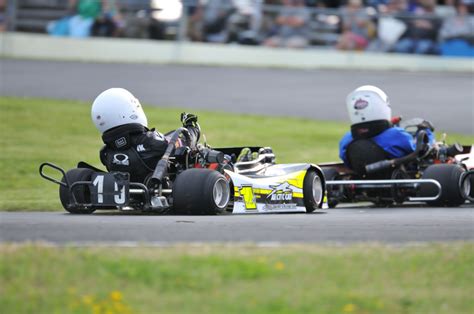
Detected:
left=1, top=206, right=473, bottom=245
left=1, top=59, right=473, bottom=134
left=1, top=59, right=473, bottom=245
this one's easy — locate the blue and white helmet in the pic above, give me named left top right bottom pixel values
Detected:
left=91, top=88, right=148, bottom=133
left=346, top=85, right=391, bottom=125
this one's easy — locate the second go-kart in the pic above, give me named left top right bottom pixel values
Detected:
left=320, top=118, right=474, bottom=208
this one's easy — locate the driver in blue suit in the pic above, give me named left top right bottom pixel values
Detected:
left=339, top=85, right=434, bottom=166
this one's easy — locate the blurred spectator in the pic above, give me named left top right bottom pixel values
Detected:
left=0, top=0, right=6, bottom=32
left=92, top=0, right=125, bottom=37
left=47, top=0, right=102, bottom=37
left=188, top=0, right=205, bottom=41
left=202, top=0, right=236, bottom=43
left=392, top=0, right=442, bottom=54
left=439, top=0, right=474, bottom=56
left=264, top=0, right=311, bottom=48
left=119, top=0, right=153, bottom=39
left=228, top=0, right=264, bottom=44
left=69, top=0, right=102, bottom=37
left=366, top=0, right=390, bottom=11
left=367, top=0, right=409, bottom=52
left=336, top=0, right=374, bottom=50
left=186, top=0, right=236, bottom=43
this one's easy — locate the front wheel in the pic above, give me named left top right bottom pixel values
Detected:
left=173, top=169, right=231, bottom=215
left=303, top=169, right=325, bottom=213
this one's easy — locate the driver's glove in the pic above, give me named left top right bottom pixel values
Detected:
left=181, top=112, right=198, bottom=128
left=237, top=148, right=259, bottom=162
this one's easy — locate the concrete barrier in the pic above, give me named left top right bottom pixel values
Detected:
left=1, top=32, right=473, bottom=72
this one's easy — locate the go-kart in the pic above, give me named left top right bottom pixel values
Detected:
left=320, top=118, right=474, bottom=208
left=40, top=128, right=325, bottom=215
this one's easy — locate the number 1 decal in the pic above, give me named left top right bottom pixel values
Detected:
left=239, top=186, right=257, bottom=210
left=92, top=175, right=104, bottom=204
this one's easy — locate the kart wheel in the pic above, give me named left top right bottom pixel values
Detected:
left=322, top=168, right=340, bottom=208
left=173, top=169, right=230, bottom=215
left=420, top=164, right=466, bottom=207
left=59, top=168, right=96, bottom=214
left=470, top=174, right=474, bottom=203
left=303, top=169, right=324, bottom=213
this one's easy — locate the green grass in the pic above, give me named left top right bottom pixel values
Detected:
left=1, top=243, right=473, bottom=314
left=1, top=97, right=473, bottom=211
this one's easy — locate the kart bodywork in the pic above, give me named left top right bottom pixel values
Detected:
left=219, top=147, right=324, bottom=214
left=40, top=142, right=325, bottom=214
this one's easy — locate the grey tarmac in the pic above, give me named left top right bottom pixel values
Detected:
left=1, top=59, right=473, bottom=134
left=1, top=206, right=473, bottom=245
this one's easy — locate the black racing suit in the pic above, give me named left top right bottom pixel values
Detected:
left=100, top=122, right=199, bottom=183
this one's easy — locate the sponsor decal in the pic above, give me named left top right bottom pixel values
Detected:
left=267, top=182, right=294, bottom=203
left=235, top=176, right=306, bottom=211
left=263, top=203, right=297, bottom=210
left=112, top=153, right=130, bottom=166
left=136, top=144, right=146, bottom=152
left=354, top=98, right=369, bottom=110
left=115, top=137, right=127, bottom=148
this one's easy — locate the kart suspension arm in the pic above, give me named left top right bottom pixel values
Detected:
left=325, top=178, right=442, bottom=202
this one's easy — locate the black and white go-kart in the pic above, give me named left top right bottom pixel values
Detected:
left=320, top=118, right=474, bottom=208
left=40, top=130, right=325, bottom=215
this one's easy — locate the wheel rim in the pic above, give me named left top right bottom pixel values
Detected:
left=213, top=178, right=230, bottom=209
left=312, top=175, right=323, bottom=205
left=460, top=174, right=471, bottom=198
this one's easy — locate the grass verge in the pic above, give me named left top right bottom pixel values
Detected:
left=1, top=97, right=473, bottom=211
left=1, top=243, right=473, bottom=314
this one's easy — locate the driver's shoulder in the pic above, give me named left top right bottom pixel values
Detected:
left=376, top=126, right=413, bottom=142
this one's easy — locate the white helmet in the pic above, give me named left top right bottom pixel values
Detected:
left=91, top=88, right=148, bottom=133
left=346, top=85, right=391, bottom=125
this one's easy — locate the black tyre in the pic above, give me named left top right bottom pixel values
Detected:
left=461, top=170, right=474, bottom=203
left=303, top=169, right=325, bottom=213
left=420, top=164, right=466, bottom=207
left=470, top=174, right=474, bottom=202
left=322, top=167, right=340, bottom=208
left=173, top=169, right=231, bottom=215
left=59, top=168, right=96, bottom=214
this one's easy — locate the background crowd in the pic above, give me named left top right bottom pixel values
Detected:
left=3, top=0, right=474, bottom=56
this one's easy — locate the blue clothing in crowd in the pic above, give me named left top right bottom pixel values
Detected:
left=339, top=127, right=434, bottom=166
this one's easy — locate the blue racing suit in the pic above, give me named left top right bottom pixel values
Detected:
left=339, top=127, right=434, bottom=166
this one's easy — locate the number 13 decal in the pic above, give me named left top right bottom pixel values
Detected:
left=92, top=175, right=126, bottom=205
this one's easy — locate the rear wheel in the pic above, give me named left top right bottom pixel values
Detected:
left=59, top=168, right=96, bottom=214
left=303, top=169, right=324, bottom=213
left=420, top=164, right=466, bottom=207
left=173, top=169, right=231, bottom=215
